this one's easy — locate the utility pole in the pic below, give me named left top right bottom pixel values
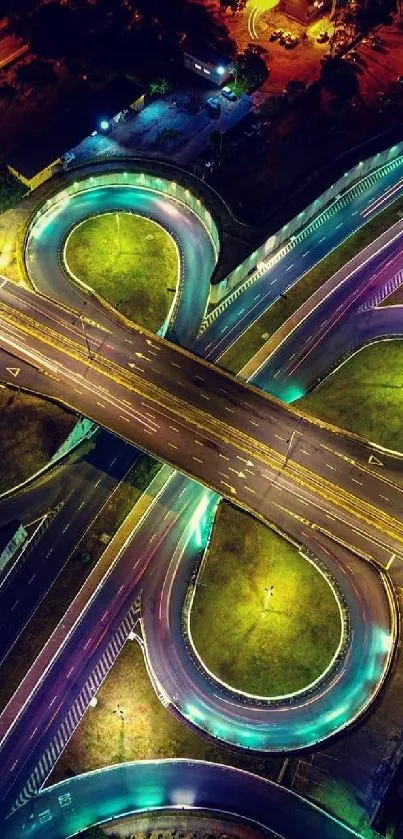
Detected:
left=284, top=418, right=303, bottom=466
left=73, top=299, right=93, bottom=361
left=80, top=314, right=93, bottom=360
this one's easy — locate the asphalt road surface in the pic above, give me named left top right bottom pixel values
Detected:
left=1, top=280, right=402, bottom=572
left=4, top=759, right=367, bottom=839
left=1, top=160, right=403, bottom=828
left=196, top=159, right=403, bottom=361
left=252, top=219, right=403, bottom=398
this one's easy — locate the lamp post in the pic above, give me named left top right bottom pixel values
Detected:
left=264, top=585, right=274, bottom=610
left=80, top=313, right=93, bottom=361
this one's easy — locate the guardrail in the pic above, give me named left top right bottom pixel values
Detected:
left=27, top=169, right=220, bottom=257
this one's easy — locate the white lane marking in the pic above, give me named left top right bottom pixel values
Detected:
left=386, top=553, right=396, bottom=570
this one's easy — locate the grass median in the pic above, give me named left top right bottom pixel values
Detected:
left=64, top=212, right=179, bottom=332
left=0, top=387, right=75, bottom=494
left=190, top=503, right=341, bottom=697
left=300, top=340, right=403, bottom=452
left=219, top=194, right=403, bottom=376
left=48, top=634, right=283, bottom=788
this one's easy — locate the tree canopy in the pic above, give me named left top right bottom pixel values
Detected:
left=1, top=0, right=235, bottom=80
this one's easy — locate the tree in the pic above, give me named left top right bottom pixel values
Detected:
left=4, top=0, right=236, bottom=81
left=0, top=83, right=15, bottom=102
left=15, top=58, right=57, bottom=89
left=219, top=0, right=247, bottom=13
left=320, top=56, right=359, bottom=101
left=234, top=44, right=269, bottom=90
left=23, top=3, right=78, bottom=60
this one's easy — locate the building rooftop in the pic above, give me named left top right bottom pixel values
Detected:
left=183, top=43, right=233, bottom=68
left=6, top=76, right=144, bottom=180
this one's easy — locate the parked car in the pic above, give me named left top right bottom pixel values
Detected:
left=206, top=97, right=221, bottom=116
left=269, top=28, right=283, bottom=41
left=279, top=30, right=291, bottom=45
left=284, top=34, right=299, bottom=49
left=221, top=86, right=237, bottom=102
left=317, top=31, right=329, bottom=43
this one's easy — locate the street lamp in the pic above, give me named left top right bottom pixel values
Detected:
left=72, top=301, right=93, bottom=361
left=264, top=585, right=274, bottom=610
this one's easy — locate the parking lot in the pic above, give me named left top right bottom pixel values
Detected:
left=70, top=85, right=253, bottom=168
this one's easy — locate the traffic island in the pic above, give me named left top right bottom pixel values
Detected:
left=63, top=211, right=179, bottom=333
left=189, top=502, right=342, bottom=698
left=300, top=340, right=403, bottom=453
left=48, top=636, right=283, bottom=787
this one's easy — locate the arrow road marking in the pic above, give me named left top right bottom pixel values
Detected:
left=229, top=468, right=246, bottom=479
left=237, top=456, right=254, bottom=467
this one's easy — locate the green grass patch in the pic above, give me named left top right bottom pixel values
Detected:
left=65, top=212, right=179, bottom=332
left=190, top=503, right=341, bottom=697
left=219, top=195, right=403, bottom=376
left=48, top=632, right=282, bottom=788
left=380, top=286, right=403, bottom=306
left=299, top=340, right=403, bottom=452
left=0, top=387, right=75, bottom=493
